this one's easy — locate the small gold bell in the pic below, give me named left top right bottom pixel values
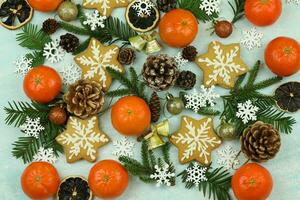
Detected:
left=156, top=120, right=169, bottom=137
left=147, top=132, right=165, bottom=150
left=129, top=35, right=147, bottom=51
left=145, top=40, right=162, bottom=54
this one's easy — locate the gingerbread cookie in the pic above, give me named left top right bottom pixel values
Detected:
left=82, top=0, right=130, bottom=17
left=56, top=116, right=110, bottom=163
left=74, top=38, right=124, bottom=91
left=170, top=116, right=222, bottom=165
left=196, top=41, right=248, bottom=89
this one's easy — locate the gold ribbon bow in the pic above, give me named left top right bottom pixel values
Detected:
left=144, top=120, right=169, bottom=150
left=129, top=31, right=162, bottom=54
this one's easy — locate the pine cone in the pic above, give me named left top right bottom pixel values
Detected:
left=42, top=19, right=59, bottom=34
left=142, top=54, right=179, bottom=91
left=149, top=92, right=161, bottom=122
left=157, top=0, right=177, bottom=12
left=64, top=79, right=105, bottom=119
left=182, top=46, right=198, bottom=62
left=176, top=71, right=196, bottom=90
left=118, top=48, right=135, bottom=65
left=59, top=33, right=79, bottom=53
left=241, top=121, right=281, bottom=162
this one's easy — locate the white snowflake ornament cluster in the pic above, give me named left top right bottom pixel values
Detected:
left=236, top=100, right=259, bottom=124
left=241, top=27, right=264, bottom=51
left=20, top=117, right=44, bottom=138
left=186, top=163, right=207, bottom=186
left=132, top=0, right=154, bottom=17
left=14, top=56, right=32, bottom=76
left=199, top=0, right=220, bottom=16
left=217, top=145, right=240, bottom=170
left=60, top=64, right=82, bottom=85
left=174, top=52, right=188, bottom=68
left=150, top=164, right=175, bottom=187
left=33, top=147, right=57, bottom=164
left=43, top=40, right=66, bottom=63
left=185, top=85, right=220, bottom=113
left=112, top=137, right=135, bottom=158
left=83, top=10, right=107, bottom=31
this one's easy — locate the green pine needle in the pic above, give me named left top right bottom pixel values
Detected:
left=16, top=24, right=51, bottom=50
left=58, top=21, right=91, bottom=35
left=25, top=51, right=45, bottom=67
left=229, top=0, right=245, bottom=24
left=106, top=89, right=131, bottom=97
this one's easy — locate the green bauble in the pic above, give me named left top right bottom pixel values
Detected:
left=218, top=120, right=236, bottom=140
left=166, top=94, right=184, bottom=115
left=58, top=1, right=78, bottom=22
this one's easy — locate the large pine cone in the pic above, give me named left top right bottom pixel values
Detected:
left=149, top=92, right=161, bottom=122
left=156, top=0, right=177, bottom=12
left=64, top=79, right=105, bottom=119
left=142, top=54, right=179, bottom=91
left=241, top=121, right=281, bottom=162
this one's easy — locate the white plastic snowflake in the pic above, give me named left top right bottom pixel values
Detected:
left=150, top=164, right=175, bottom=187
left=236, top=100, right=259, bottom=124
left=14, top=56, right=32, bottom=76
left=217, top=145, right=240, bottom=170
left=185, top=85, right=220, bottom=113
left=20, top=117, right=44, bottom=138
left=33, top=147, right=57, bottom=164
left=241, top=27, right=264, bottom=51
left=199, top=0, right=220, bottom=16
left=60, top=64, right=82, bottom=85
left=186, top=163, right=207, bottom=186
left=174, top=52, right=188, bottom=68
left=112, top=137, right=135, bottom=157
left=83, top=10, right=107, bottom=31
left=286, top=0, right=300, bottom=4
left=43, top=40, right=66, bottom=63
left=132, top=0, right=154, bottom=17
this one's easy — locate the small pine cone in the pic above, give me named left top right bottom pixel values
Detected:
left=142, top=54, right=179, bottom=91
left=42, top=19, right=59, bottom=34
left=118, top=48, right=135, bottom=65
left=182, top=46, right=198, bottom=62
left=157, top=0, right=177, bottom=12
left=241, top=121, right=281, bottom=162
left=149, top=92, right=161, bottom=122
left=59, top=33, right=79, bottom=53
left=176, top=71, right=196, bottom=90
left=64, top=79, right=105, bottom=119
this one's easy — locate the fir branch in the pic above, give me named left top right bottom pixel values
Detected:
left=245, top=60, right=260, bottom=88
left=16, top=24, right=51, bottom=50
left=12, top=136, right=41, bottom=163
left=178, top=0, right=218, bottom=22
left=229, top=0, right=245, bottom=24
left=73, top=37, right=91, bottom=55
left=141, top=140, right=151, bottom=169
left=162, top=142, right=171, bottom=164
left=58, top=21, right=91, bottom=35
left=251, top=76, right=282, bottom=90
left=25, top=51, right=45, bottom=67
left=106, top=89, right=131, bottom=97
left=197, top=107, right=221, bottom=116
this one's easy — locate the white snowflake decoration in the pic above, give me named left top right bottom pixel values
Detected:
left=241, top=27, right=264, bottom=51
left=14, top=56, right=32, bottom=76
left=217, top=145, right=240, bottom=170
left=112, top=137, right=135, bottom=157
left=83, top=10, right=107, bottom=31
left=185, top=85, right=220, bottom=113
left=186, top=163, right=207, bottom=186
left=150, top=164, right=175, bottom=187
left=20, top=117, right=44, bottom=138
left=132, top=0, right=154, bottom=17
left=43, top=40, right=66, bottom=63
left=174, top=52, right=188, bottom=68
left=60, top=64, right=82, bottom=85
left=236, top=100, right=259, bottom=124
left=33, top=147, right=57, bottom=164
left=286, top=0, right=300, bottom=5
left=199, top=0, right=220, bottom=16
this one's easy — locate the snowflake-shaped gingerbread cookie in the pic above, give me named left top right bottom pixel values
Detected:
left=56, top=116, right=110, bottom=163
left=74, top=38, right=124, bottom=91
left=196, top=41, right=248, bottom=89
left=170, top=116, right=222, bottom=165
left=83, top=0, right=130, bottom=16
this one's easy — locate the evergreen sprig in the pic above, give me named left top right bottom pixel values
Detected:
left=4, top=100, right=64, bottom=163
left=179, top=163, right=232, bottom=200
left=178, top=0, right=219, bottom=22
left=25, top=51, right=45, bottom=67
left=119, top=141, right=175, bottom=185
left=221, top=60, right=295, bottom=135
left=229, top=0, right=245, bottom=24
left=106, top=67, right=147, bottom=101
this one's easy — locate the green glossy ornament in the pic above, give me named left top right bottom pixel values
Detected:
left=218, top=120, right=237, bottom=140
left=166, top=94, right=184, bottom=115
left=58, top=1, right=78, bottom=22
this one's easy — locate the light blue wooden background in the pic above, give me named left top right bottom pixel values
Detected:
left=0, top=0, right=299, bottom=199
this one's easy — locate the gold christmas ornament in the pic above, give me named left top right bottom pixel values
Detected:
left=129, top=32, right=162, bottom=54
left=144, top=120, right=170, bottom=150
